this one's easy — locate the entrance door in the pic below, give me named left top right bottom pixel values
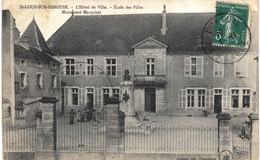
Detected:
left=214, top=95, right=222, bottom=113
left=145, top=88, right=156, bottom=113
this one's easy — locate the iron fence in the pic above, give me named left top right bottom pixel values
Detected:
left=56, top=109, right=106, bottom=151
left=233, top=134, right=250, bottom=152
left=125, top=125, right=218, bottom=153
left=2, top=124, right=37, bottom=151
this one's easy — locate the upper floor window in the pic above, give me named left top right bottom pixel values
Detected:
left=51, top=75, right=57, bottom=88
left=235, top=57, right=248, bottom=78
left=37, top=62, right=42, bottom=68
left=65, top=59, right=75, bottom=75
left=146, top=58, right=155, bottom=75
left=36, top=73, right=43, bottom=89
left=87, top=59, right=94, bottom=76
left=184, top=57, right=203, bottom=78
left=213, top=56, right=224, bottom=78
left=20, top=60, right=26, bottom=66
left=106, top=58, right=116, bottom=76
left=20, top=72, right=27, bottom=88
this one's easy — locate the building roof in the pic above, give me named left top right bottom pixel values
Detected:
left=14, top=44, right=60, bottom=64
left=47, top=12, right=258, bottom=55
left=18, top=18, right=53, bottom=55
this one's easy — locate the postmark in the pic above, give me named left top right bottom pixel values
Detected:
left=201, top=13, right=251, bottom=64
left=213, top=2, right=250, bottom=48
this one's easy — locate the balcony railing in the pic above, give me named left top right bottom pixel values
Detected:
left=133, top=75, right=166, bottom=86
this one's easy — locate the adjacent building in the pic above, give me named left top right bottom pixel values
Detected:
left=47, top=7, right=258, bottom=116
left=2, top=11, right=61, bottom=125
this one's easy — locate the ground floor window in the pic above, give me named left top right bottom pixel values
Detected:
left=242, top=89, right=250, bottom=108
left=72, top=88, right=78, bottom=105
left=15, top=109, right=24, bottom=119
left=187, top=89, right=194, bottom=107
left=102, top=89, right=109, bottom=105
left=198, top=90, right=205, bottom=107
left=231, top=89, right=239, bottom=108
left=113, top=89, right=119, bottom=100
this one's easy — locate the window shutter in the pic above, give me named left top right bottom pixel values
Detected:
left=196, top=57, right=203, bottom=77
left=64, top=88, right=68, bottom=107
left=75, top=58, right=80, bottom=76
left=213, top=61, right=218, bottom=77
left=222, top=89, right=227, bottom=109
left=95, top=88, right=98, bottom=107
left=206, top=90, right=210, bottom=108
left=99, top=58, right=105, bottom=76
left=59, top=58, right=64, bottom=75
left=79, top=89, right=82, bottom=105
left=42, top=74, right=44, bottom=89
left=226, top=89, right=231, bottom=109
left=26, top=73, right=29, bottom=87
left=117, top=58, right=122, bottom=77
left=178, top=89, right=185, bottom=108
left=209, top=89, right=213, bottom=108
left=94, top=58, right=97, bottom=76
left=182, top=90, right=186, bottom=108
left=250, top=89, right=254, bottom=109
left=95, top=88, right=101, bottom=107
left=184, top=58, right=190, bottom=77
left=68, top=88, right=72, bottom=106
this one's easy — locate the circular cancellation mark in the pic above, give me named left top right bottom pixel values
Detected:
left=201, top=13, right=251, bottom=64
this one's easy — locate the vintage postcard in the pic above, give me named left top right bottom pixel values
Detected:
left=1, top=0, right=259, bottom=160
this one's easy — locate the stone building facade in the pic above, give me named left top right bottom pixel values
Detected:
left=47, top=7, right=258, bottom=116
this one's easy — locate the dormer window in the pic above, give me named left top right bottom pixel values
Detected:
left=52, top=64, right=56, bottom=69
left=37, top=62, right=42, bottom=68
left=20, top=60, right=26, bottom=66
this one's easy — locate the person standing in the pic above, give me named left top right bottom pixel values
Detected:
left=69, top=109, right=75, bottom=124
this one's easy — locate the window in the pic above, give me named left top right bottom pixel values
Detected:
left=37, top=62, right=42, bottom=68
left=15, top=109, right=24, bottom=118
left=20, top=60, right=26, bottom=66
left=231, top=89, right=239, bottom=108
left=198, top=90, right=205, bottom=107
left=191, top=58, right=196, bottom=75
left=184, top=57, right=203, bottom=78
left=113, top=89, right=119, bottom=100
left=213, top=56, right=224, bottom=78
left=235, top=57, right=248, bottom=77
left=51, top=75, right=57, bottom=88
left=87, top=59, right=94, bottom=75
left=20, top=72, right=27, bottom=88
left=36, top=73, right=43, bottom=89
left=72, top=88, right=78, bottom=105
left=146, top=58, right=155, bottom=75
left=242, top=90, right=250, bottom=108
left=103, top=89, right=110, bottom=105
left=52, top=64, right=56, bottom=69
left=65, top=59, right=75, bottom=75
left=187, top=89, right=195, bottom=107
left=106, top=58, right=116, bottom=76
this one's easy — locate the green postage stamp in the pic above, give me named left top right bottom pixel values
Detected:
left=213, top=2, right=250, bottom=48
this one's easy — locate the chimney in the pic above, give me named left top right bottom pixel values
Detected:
left=161, top=5, right=168, bottom=35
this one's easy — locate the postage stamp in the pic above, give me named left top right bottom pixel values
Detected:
left=213, top=2, right=250, bottom=48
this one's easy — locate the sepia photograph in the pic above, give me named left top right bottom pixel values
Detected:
left=1, top=0, right=259, bottom=160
